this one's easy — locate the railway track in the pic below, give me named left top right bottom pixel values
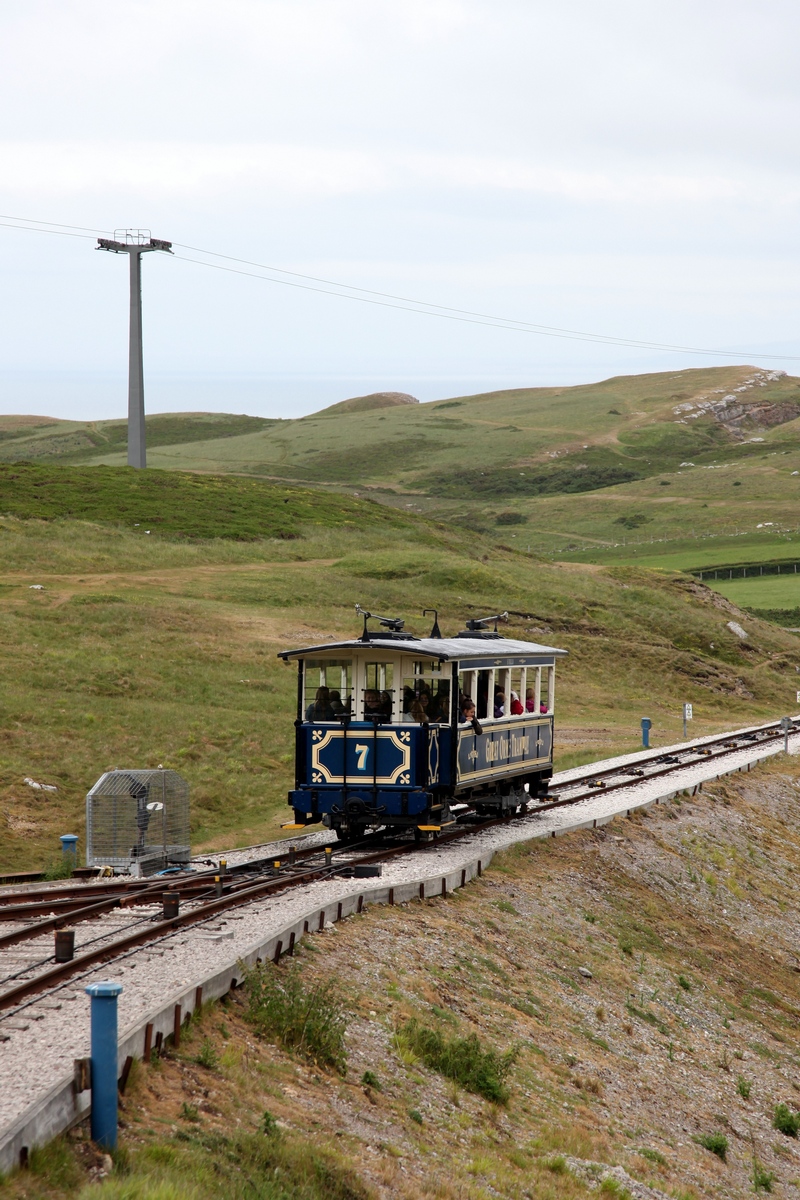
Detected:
left=0, top=715, right=795, bottom=1022
left=539, top=717, right=798, bottom=809
left=0, top=833, right=448, bottom=1016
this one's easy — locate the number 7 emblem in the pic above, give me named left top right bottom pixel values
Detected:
left=355, top=744, right=369, bottom=771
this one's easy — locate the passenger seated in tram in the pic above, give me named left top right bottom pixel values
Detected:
left=363, top=689, right=384, bottom=720
left=426, top=686, right=448, bottom=723
left=306, top=686, right=334, bottom=721
left=379, top=690, right=393, bottom=719
left=329, top=689, right=345, bottom=716
left=405, top=688, right=431, bottom=724
left=509, top=690, right=524, bottom=715
left=494, top=691, right=506, bottom=718
left=525, top=688, right=536, bottom=713
left=460, top=696, right=476, bottom=723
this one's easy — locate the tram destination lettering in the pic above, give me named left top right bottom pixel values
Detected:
left=485, top=730, right=532, bottom=762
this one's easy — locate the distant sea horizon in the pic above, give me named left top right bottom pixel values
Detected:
left=0, top=367, right=614, bottom=424
left=1, top=351, right=795, bottom=424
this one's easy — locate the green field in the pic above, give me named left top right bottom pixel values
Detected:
left=2, top=465, right=800, bottom=872
left=710, top=573, right=800, bottom=610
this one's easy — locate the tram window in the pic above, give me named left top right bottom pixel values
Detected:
left=541, top=665, right=555, bottom=714
left=458, top=670, right=476, bottom=721
left=402, top=672, right=450, bottom=723
left=303, top=659, right=352, bottom=721
left=476, top=670, right=492, bottom=720
left=494, top=667, right=510, bottom=718
left=525, top=666, right=541, bottom=714
left=362, top=663, right=394, bottom=721
left=510, top=667, right=525, bottom=715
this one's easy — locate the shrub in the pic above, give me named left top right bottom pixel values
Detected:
left=495, top=511, right=527, bottom=525
left=42, top=857, right=75, bottom=881
left=180, top=1102, right=200, bottom=1123
left=737, top=1076, right=752, bottom=1099
left=678, top=975, right=691, bottom=991
left=244, top=962, right=348, bottom=1073
left=361, top=1071, right=382, bottom=1091
left=545, top=1155, right=567, bottom=1173
left=408, top=1109, right=423, bottom=1125
left=600, top=1179, right=632, bottom=1197
left=697, top=1132, right=728, bottom=1161
left=753, top=1160, right=775, bottom=1192
left=396, top=1019, right=517, bottom=1104
left=773, top=1103, right=800, bottom=1137
left=28, top=1138, right=81, bottom=1190
left=638, top=1147, right=666, bottom=1166
left=614, top=513, right=650, bottom=529
left=262, top=1109, right=279, bottom=1136
left=196, top=1038, right=218, bottom=1070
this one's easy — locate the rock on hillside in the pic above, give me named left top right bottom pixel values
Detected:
left=318, top=391, right=419, bottom=416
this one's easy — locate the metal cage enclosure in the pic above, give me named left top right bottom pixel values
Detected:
left=85, top=769, right=190, bottom=875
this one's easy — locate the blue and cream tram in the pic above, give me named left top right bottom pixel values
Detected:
left=278, top=608, right=567, bottom=840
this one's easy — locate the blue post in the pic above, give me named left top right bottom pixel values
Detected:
left=60, top=834, right=78, bottom=862
left=85, top=981, right=123, bottom=1149
left=641, top=717, right=652, bottom=749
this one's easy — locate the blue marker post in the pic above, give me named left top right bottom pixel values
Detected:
left=641, top=718, right=652, bottom=749
left=85, top=982, right=123, bottom=1150
left=59, top=834, right=78, bottom=864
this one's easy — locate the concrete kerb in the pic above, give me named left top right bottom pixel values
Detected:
left=0, top=732, right=792, bottom=1173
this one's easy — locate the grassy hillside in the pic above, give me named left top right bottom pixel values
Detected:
left=0, top=412, right=275, bottom=464
left=8, top=367, right=800, bottom=591
left=2, top=465, right=800, bottom=872
left=0, top=462, right=424, bottom=541
left=8, top=367, right=799, bottom=497
left=9, top=756, right=800, bottom=1200
left=109, top=366, right=800, bottom=496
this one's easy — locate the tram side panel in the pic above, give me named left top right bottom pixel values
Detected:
left=289, top=722, right=453, bottom=824
left=455, top=716, right=553, bottom=796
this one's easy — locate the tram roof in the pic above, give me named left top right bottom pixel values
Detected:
left=278, top=636, right=567, bottom=663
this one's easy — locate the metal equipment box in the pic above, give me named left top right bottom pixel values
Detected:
left=85, top=768, right=190, bottom=876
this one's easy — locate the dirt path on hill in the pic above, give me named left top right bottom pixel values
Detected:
left=0, top=558, right=338, bottom=589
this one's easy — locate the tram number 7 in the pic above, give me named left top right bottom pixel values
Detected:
left=354, top=744, right=369, bottom=771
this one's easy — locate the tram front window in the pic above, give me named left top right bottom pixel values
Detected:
left=303, top=659, right=353, bottom=721
left=402, top=663, right=450, bottom=724
left=362, top=662, right=394, bottom=721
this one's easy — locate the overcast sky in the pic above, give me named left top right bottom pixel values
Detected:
left=2, top=0, right=800, bottom=420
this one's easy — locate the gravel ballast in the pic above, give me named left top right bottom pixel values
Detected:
left=1, top=723, right=797, bottom=1170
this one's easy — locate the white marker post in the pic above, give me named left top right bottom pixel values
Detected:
left=683, top=702, right=693, bottom=740
left=781, top=716, right=792, bottom=754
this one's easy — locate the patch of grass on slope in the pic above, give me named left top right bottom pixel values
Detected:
left=0, top=463, right=417, bottom=540
left=0, top=413, right=277, bottom=464
left=421, top=460, right=643, bottom=499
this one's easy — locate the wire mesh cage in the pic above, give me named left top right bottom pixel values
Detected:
left=86, top=769, right=190, bottom=875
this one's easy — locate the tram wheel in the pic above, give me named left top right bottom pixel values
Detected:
left=335, top=824, right=366, bottom=844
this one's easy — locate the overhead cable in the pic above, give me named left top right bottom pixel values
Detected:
left=3, top=213, right=800, bottom=361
